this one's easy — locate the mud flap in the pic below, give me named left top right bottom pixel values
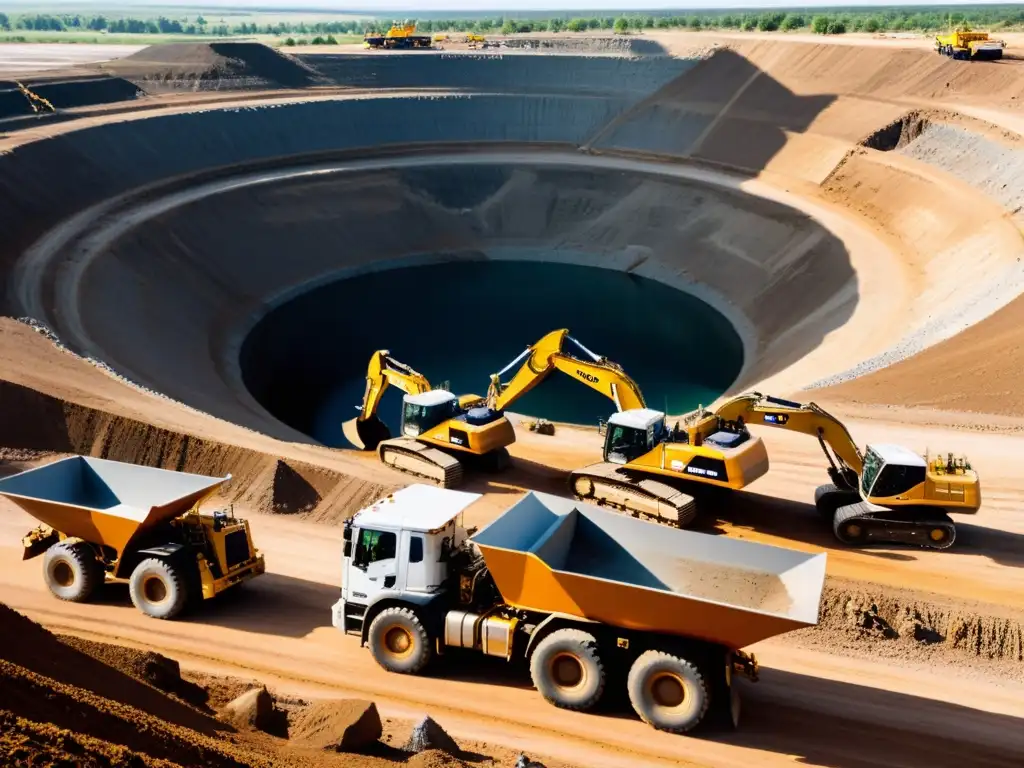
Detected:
left=342, top=414, right=391, bottom=450
left=22, top=527, right=59, bottom=560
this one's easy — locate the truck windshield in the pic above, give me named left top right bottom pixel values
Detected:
left=354, top=529, right=396, bottom=568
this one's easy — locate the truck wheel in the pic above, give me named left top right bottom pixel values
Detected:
left=129, top=558, right=189, bottom=620
left=529, top=628, right=605, bottom=711
left=627, top=650, right=709, bottom=733
left=43, top=540, right=102, bottom=603
left=368, top=607, right=432, bottom=674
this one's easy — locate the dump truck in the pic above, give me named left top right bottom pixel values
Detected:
left=935, top=28, right=1005, bottom=60
left=0, top=456, right=265, bottom=619
left=332, top=485, right=826, bottom=732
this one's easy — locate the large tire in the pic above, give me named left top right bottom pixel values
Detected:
left=627, top=650, right=710, bottom=733
left=129, top=558, right=190, bottom=620
left=529, top=628, right=605, bottom=712
left=367, top=607, right=433, bottom=674
left=43, top=540, right=102, bottom=603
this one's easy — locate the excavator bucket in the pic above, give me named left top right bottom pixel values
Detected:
left=342, top=415, right=392, bottom=451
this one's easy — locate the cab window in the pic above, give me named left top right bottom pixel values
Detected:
left=354, top=529, right=397, bottom=568
left=869, top=464, right=927, bottom=498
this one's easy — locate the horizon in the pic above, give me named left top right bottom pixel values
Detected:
left=4, top=0, right=1020, bottom=10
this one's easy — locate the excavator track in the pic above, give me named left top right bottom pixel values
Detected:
left=377, top=438, right=464, bottom=489
left=568, top=463, right=697, bottom=528
left=833, top=502, right=956, bottom=550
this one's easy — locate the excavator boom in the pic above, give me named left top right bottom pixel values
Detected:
left=343, top=350, right=431, bottom=449
left=488, top=329, right=646, bottom=414
left=713, top=393, right=864, bottom=485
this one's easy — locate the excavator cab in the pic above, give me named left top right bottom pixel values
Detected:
left=401, top=390, right=463, bottom=438
left=604, top=409, right=668, bottom=465
left=860, top=445, right=927, bottom=501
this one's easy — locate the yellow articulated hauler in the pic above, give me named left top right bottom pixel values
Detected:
left=342, top=350, right=515, bottom=487
left=0, top=456, right=265, bottom=620
left=333, top=485, right=827, bottom=733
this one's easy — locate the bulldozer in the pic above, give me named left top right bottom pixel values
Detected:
left=487, top=330, right=980, bottom=549
left=342, top=350, right=515, bottom=487
left=364, top=21, right=434, bottom=50
left=935, top=26, right=1005, bottom=60
left=0, top=456, right=265, bottom=619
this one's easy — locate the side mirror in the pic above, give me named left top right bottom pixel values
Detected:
left=343, top=522, right=353, bottom=542
left=343, top=541, right=352, bottom=559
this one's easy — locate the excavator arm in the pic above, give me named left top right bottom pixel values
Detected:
left=713, top=393, right=864, bottom=489
left=487, top=329, right=646, bottom=414
left=343, top=350, right=431, bottom=449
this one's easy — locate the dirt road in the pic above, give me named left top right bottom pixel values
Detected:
left=0, top=43, right=145, bottom=75
left=2, top=502, right=1022, bottom=768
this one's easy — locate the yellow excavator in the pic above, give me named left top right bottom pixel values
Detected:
left=489, top=331, right=980, bottom=549
left=485, top=329, right=769, bottom=526
left=694, top=393, right=980, bottom=549
left=342, top=351, right=514, bottom=487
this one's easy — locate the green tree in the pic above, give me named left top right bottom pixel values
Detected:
left=781, top=14, right=804, bottom=31
left=283, top=37, right=296, bottom=46
left=0, top=12, right=10, bottom=30
left=812, top=15, right=830, bottom=34
left=613, top=16, right=629, bottom=34
left=828, top=19, right=847, bottom=34
left=566, top=17, right=587, bottom=32
left=501, top=18, right=516, bottom=35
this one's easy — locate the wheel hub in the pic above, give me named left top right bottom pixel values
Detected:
left=53, top=561, right=74, bottom=587
left=143, top=576, right=168, bottom=603
left=384, top=625, right=413, bottom=657
left=649, top=672, right=685, bottom=708
left=550, top=653, right=585, bottom=689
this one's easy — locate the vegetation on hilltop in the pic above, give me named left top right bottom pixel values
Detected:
left=0, top=4, right=1021, bottom=43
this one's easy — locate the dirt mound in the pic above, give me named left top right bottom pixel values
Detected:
left=59, top=635, right=210, bottom=710
left=107, top=42, right=322, bottom=92
left=0, top=710, right=168, bottom=768
left=801, top=582, right=1024, bottom=677
left=0, top=378, right=398, bottom=524
left=0, top=604, right=225, bottom=735
left=495, top=35, right=670, bottom=56
left=290, top=699, right=383, bottom=752
left=407, top=750, right=471, bottom=768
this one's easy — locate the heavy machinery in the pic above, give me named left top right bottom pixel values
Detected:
left=698, top=393, right=981, bottom=549
left=488, top=331, right=979, bottom=549
left=0, top=456, right=265, bottom=619
left=342, top=350, right=515, bottom=487
left=364, top=21, right=434, bottom=50
left=332, top=484, right=826, bottom=733
left=486, top=329, right=769, bottom=527
left=935, top=27, right=1005, bottom=60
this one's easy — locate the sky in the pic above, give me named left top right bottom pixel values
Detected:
left=27, top=0, right=1021, bottom=9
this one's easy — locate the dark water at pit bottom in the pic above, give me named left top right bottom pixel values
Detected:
left=241, top=260, right=744, bottom=447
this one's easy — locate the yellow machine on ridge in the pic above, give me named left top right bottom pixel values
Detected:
left=364, top=21, right=434, bottom=49
left=935, top=26, right=1005, bottom=60
left=342, top=350, right=514, bottom=487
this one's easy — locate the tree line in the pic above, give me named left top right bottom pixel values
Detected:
left=2, top=6, right=1023, bottom=38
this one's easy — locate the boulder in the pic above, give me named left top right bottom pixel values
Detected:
left=220, top=686, right=274, bottom=732
left=290, top=698, right=383, bottom=752
left=403, top=715, right=460, bottom=755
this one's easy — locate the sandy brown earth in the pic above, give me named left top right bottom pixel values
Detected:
left=2, top=32, right=1024, bottom=767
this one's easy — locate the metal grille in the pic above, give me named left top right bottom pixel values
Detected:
left=224, top=529, right=251, bottom=569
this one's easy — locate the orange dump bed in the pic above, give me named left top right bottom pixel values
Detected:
left=472, top=491, right=826, bottom=649
left=0, top=456, right=230, bottom=557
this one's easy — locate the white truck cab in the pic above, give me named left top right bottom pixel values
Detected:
left=332, top=483, right=481, bottom=635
